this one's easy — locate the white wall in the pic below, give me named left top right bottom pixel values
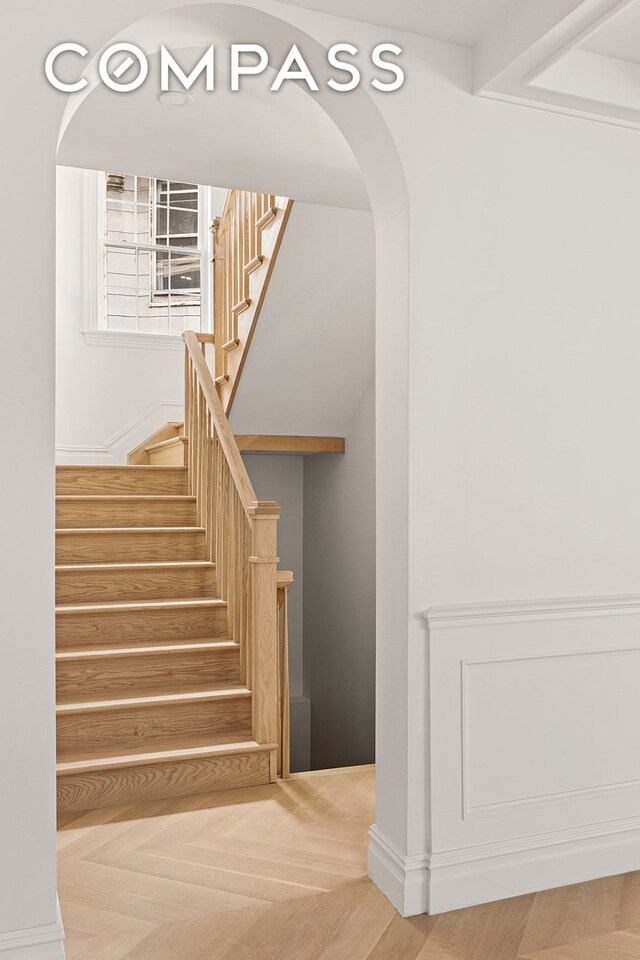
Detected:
left=56, top=166, right=185, bottom=462
left=230, top=201, right=375, bottom=436
left=7, top=2, right=640, bottom=949
left=303, top=378, right=375, bottom=769
left=367, top=28, right=640, bottom=915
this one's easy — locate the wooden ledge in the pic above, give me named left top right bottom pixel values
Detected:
left=244, top=254, right=264, bottom=275
left=231, top=298, right=251, bottom=315
left=235, top=435, right=345, bottom=455
left=256, top=207, right=277, bottom=230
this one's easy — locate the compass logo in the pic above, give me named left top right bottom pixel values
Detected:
left=44, top=42, right=405, bottom=94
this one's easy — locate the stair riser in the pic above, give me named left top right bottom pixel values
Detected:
left=56, top=566, right=216, bottom=605
left=56, top=467, right=188, bottom=496
left=56, top=529, right=207, bottom=564
left=57, top=647, right=240, bottom=701
left=148, top=440, right=187, bottom=466
left=56, top=604, right=227, bottom=649
left=57, top=697, right=252, bottom=752
left=57, top=749, right=272, bottom=812
left=56, top=499, right=197, bottom=528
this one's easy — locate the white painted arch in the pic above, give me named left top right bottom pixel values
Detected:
left=56, top=0, right=411, bottom=927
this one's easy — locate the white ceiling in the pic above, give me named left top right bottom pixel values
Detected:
left=58, top=47, right=369, bottom=210
left=580, top=1, right=640, bottom=65
left=474, top=0, right=640, bottom=132
left=276, top=0, right=516, bottom=47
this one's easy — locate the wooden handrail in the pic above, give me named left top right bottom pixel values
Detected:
left=183, top=331, right=258, bottom=518
left=183, top=329, right=287, bottom=775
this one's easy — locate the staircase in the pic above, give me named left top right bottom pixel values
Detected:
left=56, top=189, right=293, bottom=813
left=55, top=463, right=284, bottom=812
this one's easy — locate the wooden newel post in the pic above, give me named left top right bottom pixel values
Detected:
left=247, top=500, right=280, bottom=776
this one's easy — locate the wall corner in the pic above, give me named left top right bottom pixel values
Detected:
left=367, top=824, right=429, bottom=917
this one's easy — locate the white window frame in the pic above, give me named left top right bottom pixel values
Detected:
left=150, top=180, right=204, bottom=303
left=81, top=169, right=213, bottom=350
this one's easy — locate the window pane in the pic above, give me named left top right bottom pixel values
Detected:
left=168, top=250, right=200, bottom=292
left=168, top=234, right=198, bottom=249
left=156, top=205, right=168, bottom=238
left=169, top=198, right=198, bottom=211
left=168, top=207, right=198, bottom=237
left=155, top=250, right=170, bottom=291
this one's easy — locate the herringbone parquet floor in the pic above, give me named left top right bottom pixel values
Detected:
left=57, top=765, right=640, bottom=960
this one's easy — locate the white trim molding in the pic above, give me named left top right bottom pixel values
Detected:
left=82, top=330, right=183, bottom=351
left=425, top=592, right=640, bottom=626
left=367, top=825, right=429, bottom=917
left=56, top=400, right=183, bottom=465
left=473, top=0, right=640, bottom=132
left=372, top=593, right=640, bottom=916
left=427, top=814, right=640, bottom=916
left=0, top=898, right=65, bottom=959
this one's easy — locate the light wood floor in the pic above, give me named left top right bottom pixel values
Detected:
left=58, top=765, right=640, bottom=959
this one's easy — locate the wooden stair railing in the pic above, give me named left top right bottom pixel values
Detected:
left=183, top=330, right=290, bottom=777
left=277, top=570, right=294, bottom=779
left=212, top=190, right=292, bottom=412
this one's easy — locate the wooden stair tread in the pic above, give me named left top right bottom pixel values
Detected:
left=58, top=680, right=246, bottom=706
left=56, top=597, right=226, bottom=614
left=56, top=526, right=205, bottom=534
left=56, top=639, right=236, bottom=659
left=57, top=734, right=274, bottom=773
left=145, top=436, right=187, bottom=452
left=56, top=465, right=187, bottom=472
left=57, top=685, right=251, bottom=713
left=55, top=560, right=215, bottom=573
left=56, top=495, right=196, bottom=502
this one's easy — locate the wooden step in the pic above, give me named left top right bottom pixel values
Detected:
left=128, top=422, right=184, bottom=465
left=56, top=496, right=197, bottom=529
left=55, top=527, right=207, bottom=564
left=56, top=641, right=241, bottom=702
left=55, top=561, right=216, bottom=605
left=55, top=465, right=188, bottom=496
left=56, top=599, right=228, bottom=650
left=56, top=738, right=274, bottom=812
left=146, top=436, right=188, bottom=466
left=56, top=688, right=252, bottom=753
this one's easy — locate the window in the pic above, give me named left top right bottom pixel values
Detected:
left=102, top=173, right=209, bottom=336
left=153, top=180, right=200, bottom=297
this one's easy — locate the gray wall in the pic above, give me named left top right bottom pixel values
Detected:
left=242, top=385, right=376, bottom=774
left=303, top=379, right=376, bottom=770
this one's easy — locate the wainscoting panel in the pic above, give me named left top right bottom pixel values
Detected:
left=422, top=595, right=640, bottom=913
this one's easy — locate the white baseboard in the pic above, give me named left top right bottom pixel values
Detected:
left=367, top=825, right=428, bottom=917
left=0, top=899, right=65, bottom=959
left=427, top=816, right=640, bottom=915
left=56, top=400, right=183, bottom=465
left=369, top=816, right=640, bottom=917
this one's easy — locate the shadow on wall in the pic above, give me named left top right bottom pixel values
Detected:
left=304, top=378, right=376, bottom=770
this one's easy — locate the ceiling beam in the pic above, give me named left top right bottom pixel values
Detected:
left=473, top=0, right=637, bottom=93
